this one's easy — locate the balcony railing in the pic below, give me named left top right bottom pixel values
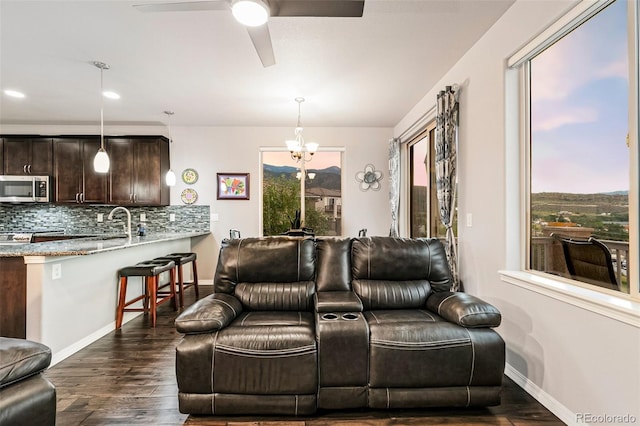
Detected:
left=530, top=237, right=629, bottom=290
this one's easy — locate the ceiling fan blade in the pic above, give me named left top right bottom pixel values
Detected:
left=247, top=25, right=276, bottom=67
left=270, top=0, right=364, bottom=17
left=133, top=1, right=229, bottom=13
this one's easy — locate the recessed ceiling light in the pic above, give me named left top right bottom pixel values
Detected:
left=103, top=91, right=120, bottom=99
left=4, top=89, right=25, bottom=98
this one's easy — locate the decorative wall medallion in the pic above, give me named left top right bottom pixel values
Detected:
left=181, top=168, right=199, bottom=184
left=356, top=164, right=383, bottom=191
left=181, top=188, right=198, bottom=204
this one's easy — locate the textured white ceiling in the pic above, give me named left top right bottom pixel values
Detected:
left=0, top=0, right=514, bottom=127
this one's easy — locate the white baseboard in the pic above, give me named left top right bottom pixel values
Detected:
left=50, top=312, right=142, bottom=367
left=505, top=363, right=575, bottom=425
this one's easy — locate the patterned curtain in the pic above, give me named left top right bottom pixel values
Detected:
left=435, top=86, right=460, bottom=291
left=388, top=137, right=400, bottom=237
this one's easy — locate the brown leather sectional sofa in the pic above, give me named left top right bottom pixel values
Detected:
left=174, top=236, right=505, bottom=415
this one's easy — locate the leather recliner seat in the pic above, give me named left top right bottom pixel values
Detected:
left=175, top=236, right=505, bottom=415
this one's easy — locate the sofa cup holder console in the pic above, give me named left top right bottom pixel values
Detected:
left=321, top=312, right=360, bottom=321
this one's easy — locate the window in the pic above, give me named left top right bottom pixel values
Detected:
left=523, top=0, right=637, bottom=298
left=408, top=122, right=454, bottom=239
left=261, top=150, right=343, bottom=236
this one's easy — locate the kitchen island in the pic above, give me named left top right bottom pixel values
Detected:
left=0, top=231, right=209, bottom=365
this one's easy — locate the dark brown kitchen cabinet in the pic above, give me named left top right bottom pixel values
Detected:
left=54, top=137, right=107, bottom=204
left=107, top=136, right=169, bottom=206
left=3, top=137, right=53, bottom=175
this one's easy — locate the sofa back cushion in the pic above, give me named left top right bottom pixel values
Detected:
left=351, top=237, right=453, bottom=294
left=315, top=237, right=352, bottom=291
left=352, top=279, right=431, bottom=310
left=214, top=237, right=316, bottom=310
left=235, top=281, right=315, bottom=311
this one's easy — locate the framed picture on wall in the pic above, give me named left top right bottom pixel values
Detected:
left=217, top=173, right=250, bottom=200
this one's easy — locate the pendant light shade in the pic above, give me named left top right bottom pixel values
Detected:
left=93, top=148, right=110, bottom=173
left=93, top=61, right=110, bottom=173
left=164, top=110, right=176, bottom=187
left=165, top=169, right=177, bottom=186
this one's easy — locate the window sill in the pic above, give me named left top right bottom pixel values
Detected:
left=498, top=270, right=640, bottom=328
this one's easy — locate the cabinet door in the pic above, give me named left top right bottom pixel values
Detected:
left=107, top=138, right=135, bottom=205
left=4, top=138, right=31, bottom=174
left=132, top=139, right=163, bottom=205
left=28, top=138, right=53, bottom=175
left=0, top=138, right=4, bottom=175
left=53, top=139, right=83, bottom=203
left=81, top=139, right=108, bottom=204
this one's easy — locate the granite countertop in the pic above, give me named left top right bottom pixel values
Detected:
left=0, top=232, right=210, bottom=257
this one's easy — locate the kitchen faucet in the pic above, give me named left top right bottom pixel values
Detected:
left=108, top=206, right=132, bottom=240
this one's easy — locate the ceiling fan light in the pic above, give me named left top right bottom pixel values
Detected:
left=232, top=0, right=269, bottom=27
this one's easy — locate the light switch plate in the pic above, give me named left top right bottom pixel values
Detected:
left=97, top=213, right=103, bottom=222
left=212, top=213, right=219, bottom=222
left=140, top=213, right=146, bottom=222
left=466, top=213, right=473, bottom=227
left=169, top=213, right=175, bottom=222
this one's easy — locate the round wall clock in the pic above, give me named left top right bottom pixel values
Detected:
left=181, top=168, right=199, bottom=184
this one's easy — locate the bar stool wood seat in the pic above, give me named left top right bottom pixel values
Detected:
left=154, top=252, right=199, bottom=308
left=116, top=259, right=177, bottom=329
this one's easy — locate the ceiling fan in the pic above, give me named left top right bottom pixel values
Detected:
left=134, top=0, right=365, bottom=67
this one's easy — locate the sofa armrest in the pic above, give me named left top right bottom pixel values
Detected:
left=175, top=293, right=242, bottom=334
left=314, top=291, right=363, bottom=313
left=426, top=292, right=501, bottom=328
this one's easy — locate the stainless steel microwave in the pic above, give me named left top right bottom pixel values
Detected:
left=0, top=175, right=51, bottom=203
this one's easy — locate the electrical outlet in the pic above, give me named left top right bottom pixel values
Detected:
left=97, top=213, right=103, bottom=222
left=140, top=213, right=146, bottom=222
left=212, top=213, right=219, bottom=222
left=169, top=213, right=175, bottom=222
left=52, top=263, right=62, bottom=280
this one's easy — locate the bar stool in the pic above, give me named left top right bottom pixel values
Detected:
left=116, top=259, right=177, bottom=329
left=154, top=252, right=199, bottom=308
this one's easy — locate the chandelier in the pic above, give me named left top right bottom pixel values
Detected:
left=285, top=97, right=318, bottom=162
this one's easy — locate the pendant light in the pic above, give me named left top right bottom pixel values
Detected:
left=164, top=111, right=176, bottom=186
left=93, top=61, right=110, bottom=173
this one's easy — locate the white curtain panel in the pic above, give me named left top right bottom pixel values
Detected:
left=435, top=86, right=460, bottom=291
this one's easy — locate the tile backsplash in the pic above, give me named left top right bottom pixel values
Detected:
left=0, top=204, right=210, bottom=234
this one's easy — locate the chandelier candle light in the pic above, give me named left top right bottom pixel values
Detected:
left=93, top=61, right=111, bottom=173
left=285, top=97, right=318, bottom=226
left=164, top=110, right=176, bottom=186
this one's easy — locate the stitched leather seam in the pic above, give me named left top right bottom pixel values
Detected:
left=465, top=328, right=475, bottom=386
left=214, top=298, right=238, bottom=317
left=235, top=240, right=242, bottom=284
left=369, top=311, right=381, bottom=324
left=211, top=331, right=218, bottom=395
left=425, top=240, right=432, bottom=281
left=436, top=294, right=457, bottom=315
left=295, top=395, right=299, bottom=416
left=370, top=342, right=470, bottom=351
left=386, top=387, right=390, bottom=409
left=466, top=386, right=471, bottom=407
left=371, top=337, right=469, bottom=345
left=215, top=344, right=317, bottom=357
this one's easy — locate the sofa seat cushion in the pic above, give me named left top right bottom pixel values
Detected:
left=232, top=311, right=314, bottom=327
left=365, top=310, right=503, bottom=388
left=211, top=314, right=318, bottom=395
left=0, top=338, right=52, bottom=389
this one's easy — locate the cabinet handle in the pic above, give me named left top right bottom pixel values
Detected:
left=75, top=193, right=80, bottom=203
left=27, top=164, right=32, bottom=174
left=80, top=192, right=85, bottom=203
left=23, top=165, right=27, bottom=174
left=133, top=194, right=137, bottom=203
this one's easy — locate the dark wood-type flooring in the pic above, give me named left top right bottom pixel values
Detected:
left=46, top=286, right=564, bottom=425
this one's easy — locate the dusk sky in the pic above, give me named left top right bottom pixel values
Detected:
left=531, top=0, right=629, bottom=194
left=263, top=151, right=341, bottom=171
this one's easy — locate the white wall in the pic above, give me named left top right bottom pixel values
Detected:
left=171, top=126, right=392, bottom=279
left=394, top=0, right=640, bottom=424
